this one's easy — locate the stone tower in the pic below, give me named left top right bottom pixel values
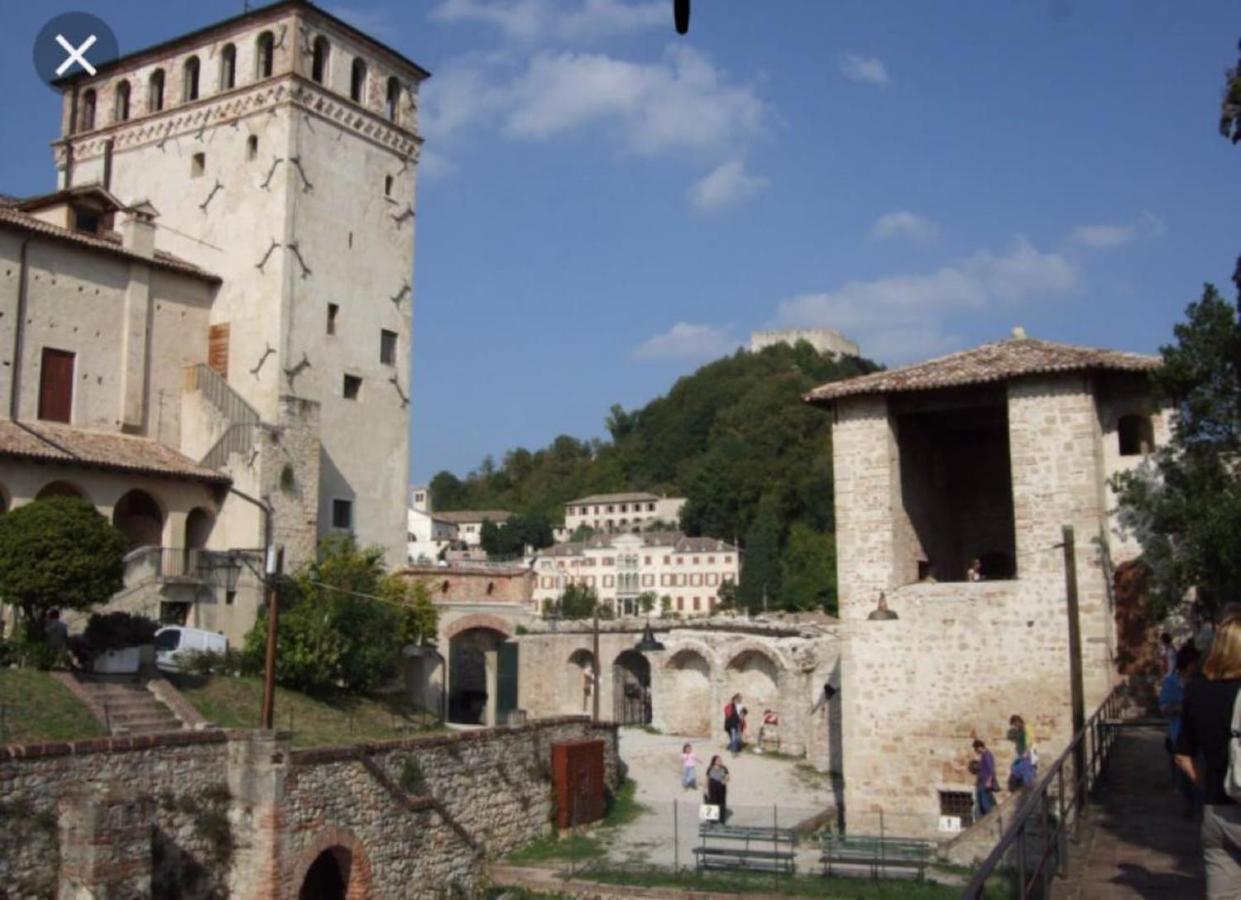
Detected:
left=52, top=1, right=428, bottom=565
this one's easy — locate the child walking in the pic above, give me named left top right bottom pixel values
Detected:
left=681, top=743, right=700, bottom=790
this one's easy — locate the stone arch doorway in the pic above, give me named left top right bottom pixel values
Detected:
left=300, top=848, right=348, bottom=900
left=448, top=627, right=508, bottom=725
left=113, top=489, right=164, bottom=549
left=183, top=506, right=214, bottom=577
left=291, top=828, right=373, bottom=900
left=663, top=648, right=712, bottom=736
left=613, top=649, right=651, bottom=725
left=726, top=648, right=780, bottom=725
left=565, top=648, right=595, bottom=715
left=35, top=480, right=86, bottom=501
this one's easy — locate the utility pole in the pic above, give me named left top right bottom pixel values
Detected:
left=260, top=544, right=284, bottom=730
left=1061, top=526, right=1086, bottom=790
left=592, top=605, right=601, bottom=723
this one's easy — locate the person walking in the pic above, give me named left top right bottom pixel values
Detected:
left=1175, top=615, right=1241, bottom=897
left=1008, top=715, right=1038, bottom=789
left=681, top=743, right=700, bottom=791
left=972, top=739, right=998, bottom=817
left=707, top=754, right=730, bottom=823
left=1161, top=643, right=1202, bottom=818
left=724, top=694, right=742, bottom=755
left=1161, top=632, right=1178, bottom=676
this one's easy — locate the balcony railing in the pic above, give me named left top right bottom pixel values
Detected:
left=123, top=546, right=246, bottom=587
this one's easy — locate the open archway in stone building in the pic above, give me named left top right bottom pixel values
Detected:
left=448, top=627, right=509, bottom=725
left=613, top=649, right=651, bottom=725
left=565, top=648, right=595, bottom=715
left=112, top=489, right=164, bottom=550
left=726, top=649, right=780, bottom=727
left=663, top=648, right=712, bottom=736
left=35, top=480, right=86, bottom=501
left=299, top=847, right=348, bottom=900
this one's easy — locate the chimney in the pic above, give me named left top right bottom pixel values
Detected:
left=120, top=201, right=158, bottom=259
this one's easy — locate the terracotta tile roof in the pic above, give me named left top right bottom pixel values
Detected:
left=803, top=337, right=1160, bottom=404
left=0, top=419, right=229, bottom=484
left=567, top=492, right=664, bottom=505
left=431, top=510, right=512, bottom=525
left=0, top=207, right=220, bottom=282
left=537, top=531, right=736, bottom=556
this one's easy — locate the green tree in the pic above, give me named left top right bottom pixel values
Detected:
left=0, top=496, right=127, bottom=641
left=1222, top=38, right=1241, bottom=144
left=780, top=524, right=837, bottom=614
left=716, top=579, right=738, bottom=611
left=555, top=583, right=598, bottom=619
left=1114, top=283, right=1241, bottom=619
left=738, top=495, right=782, bottom=613
left=479, top=519, right=503, bottom=556
left=379, top=576, right=440, bottom=646
left=244, top=535, right=410, bottom=695
left=637, top=591, right=657, bottom=614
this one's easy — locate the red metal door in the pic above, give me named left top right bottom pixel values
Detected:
left=38, top=348, right=75, bottom=423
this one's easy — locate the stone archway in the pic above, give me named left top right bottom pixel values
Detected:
left=613, top=649, right=651, bottom=726
left=290, top=827, right=373, bottom=900
left=725, top=647, right=781, bottom=728
left=36, top=480, right=87, bottom=501
left=448, top=627, right=508, bottom=725
left=663, top=647, right=713, bottom=736
left=113, top=489, right=164, bottom=550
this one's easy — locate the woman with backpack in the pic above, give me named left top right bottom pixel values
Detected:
left=1175, top=614, right=1241, bottom=896
left=723, top=694, right=742, bottom=756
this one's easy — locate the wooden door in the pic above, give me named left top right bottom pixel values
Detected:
left=208, top=324, right=230, bottom=378
left=38, top=348, right=75, bottom=423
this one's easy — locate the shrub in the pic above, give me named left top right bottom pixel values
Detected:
left=84, top=612, right=159, bottom=651
left=400, top=757, right=427, bottom=795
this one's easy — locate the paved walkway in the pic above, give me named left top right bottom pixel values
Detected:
left=1054, top=726, right=1204, bottom=899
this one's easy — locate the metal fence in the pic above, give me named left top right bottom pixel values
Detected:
left=962, top=685, right=1125, bottom=899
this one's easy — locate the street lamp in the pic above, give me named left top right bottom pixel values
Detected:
left=635, top=620, right=664, bottom=653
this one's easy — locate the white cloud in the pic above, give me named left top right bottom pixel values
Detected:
left=422, top=45, right=767, bottom=160
left=773, top=238, right=1078, bottom=363
left=431, top=0, right=665, bottom=42
left=688, top=160, right=768, bottom=211
left=633, top=323, right=736, bottom=361
left=838, top=53, right=890, bottom=86
left=1070, top=211, right=1167, bottom=248
left=871, top=210, right=941, bottom=241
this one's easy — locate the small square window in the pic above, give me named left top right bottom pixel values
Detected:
left=332, top=499, right=353, bottom=530
left=327, top=303, right=339, bottom=335
left=343, top=374, right=362, bottom=400
left=191, top=152, right=205, bottom=177
left=939, top=791, right=974, bottom=827
left=247, top=135, right=259, bottom=159
left=384, top=174, right=394, bottom=196
left=380, top=329, right=397, bottom=365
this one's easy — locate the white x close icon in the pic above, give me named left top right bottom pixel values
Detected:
left=55, top=33, right=97, bottom=77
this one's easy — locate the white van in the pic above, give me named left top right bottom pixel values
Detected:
left=154, top=626, right=228, bottom=673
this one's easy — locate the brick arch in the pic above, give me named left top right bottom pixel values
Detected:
left=443, top=613, right=514, bottom=642
left=662, top=639, right=720, bottom=677
left=287, top=825, right=374, bottom=900
left=722, top=639, right=792, bottom=676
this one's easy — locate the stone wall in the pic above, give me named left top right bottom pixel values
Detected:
left=0, top=718, right=617, bottom=899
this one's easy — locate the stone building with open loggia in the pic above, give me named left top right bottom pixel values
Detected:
left=803, top=331, right=1168, bottom=840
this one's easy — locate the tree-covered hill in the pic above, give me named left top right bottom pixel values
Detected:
left=429, top=342, right=878, bottom=613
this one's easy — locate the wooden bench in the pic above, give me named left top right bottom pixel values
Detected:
left=820, top=833, right=934, bottom=880
left=695, top=823, right=798, bottom=876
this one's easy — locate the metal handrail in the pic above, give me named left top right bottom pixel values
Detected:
left=185, top=364, right=259, bottom=425
left=961, top=684, right=1125, bottom=899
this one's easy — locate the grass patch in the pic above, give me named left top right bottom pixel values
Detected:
left=506, top=832, right=605, bottom=866
left=169, top=674, right=444, bottom=748
left=603, top=778, right=647, bottom=827
left=582, top=869, right=962, bottom=897
left=0, top=668, right=107, bottom=743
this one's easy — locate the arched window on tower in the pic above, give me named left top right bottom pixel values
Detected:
left=350, top=57, right=367, bottom=103
left=78, top=89, right=96, bottom=132
left=183, top=56, right=201, bottom=102
left=311, top=36, right=330, bottom=84
left=114, top=80, right=130, bottom=122
left=256, top=31, right=274, bottom=79
left=220, top=43, right=236, bottom=90
left=386, top=76, right=400, bottom=122
left=149, top=69, right=165, bottom=111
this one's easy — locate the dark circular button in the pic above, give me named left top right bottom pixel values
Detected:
left=33, top=12, right=119, bottom=89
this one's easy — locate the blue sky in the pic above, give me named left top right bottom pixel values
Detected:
left=2, top=1, right=1238, bottom=483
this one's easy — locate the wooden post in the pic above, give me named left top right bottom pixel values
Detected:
left=1062, top=526, right=1087, bottom=798
left=260, top=545, right=284, bottom=730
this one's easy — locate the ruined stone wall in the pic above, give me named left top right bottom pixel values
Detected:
left=276, top=719, right=620, bottom=897
left=0, top=731, right=234, bottom=900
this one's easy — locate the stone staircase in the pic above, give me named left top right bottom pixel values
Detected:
left=73, top=674, right=185, bottom=736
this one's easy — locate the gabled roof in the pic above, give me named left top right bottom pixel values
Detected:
left=803, top=337, right=1159, bottom=405
left=17, top=184, right=127, bottom=215
left=537, top=531, right=736, bottom=556
left=0, top=206, right=219, bottom=282
left=567, top=492, right=666, bottom=505
left=0, top=420, right=230, bottom=484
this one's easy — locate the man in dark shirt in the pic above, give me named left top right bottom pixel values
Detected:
left=1175, top=670, right=1241, bottom=896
